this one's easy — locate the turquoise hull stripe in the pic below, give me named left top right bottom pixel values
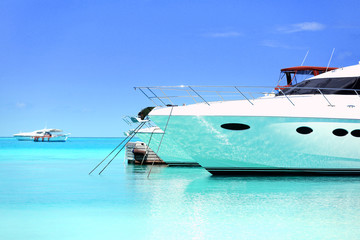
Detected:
left=150, top=115, right=360, bottom=171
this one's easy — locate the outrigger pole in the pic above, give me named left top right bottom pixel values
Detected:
left=326, top=48, right=335, bottom=72
left=301, top=50, right=309, bottom=66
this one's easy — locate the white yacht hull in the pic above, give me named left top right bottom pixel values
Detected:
left=33, top=135, right=69, bottom=142
left=134, top=128, right=196, bottom=164
left=14, top=136, right=33, bottom=141
left=14, top=135, right=69, bottom=142
left=149, top=95, right=360, bottom=175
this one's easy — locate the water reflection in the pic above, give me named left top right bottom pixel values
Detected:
left=187, top=175, right=360, bottom=194
left=125, top=166, right=360, bottom=239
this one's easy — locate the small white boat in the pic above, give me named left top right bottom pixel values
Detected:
left=14, top=128, right=70, bottom=142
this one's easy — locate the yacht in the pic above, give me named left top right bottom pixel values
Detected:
left=14, top=128, right=70, bottom=142
left=134, top=63, right=360, bottom=175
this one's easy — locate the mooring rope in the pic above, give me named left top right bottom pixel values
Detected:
left=141, top=128, right=156, bottom=165
left=147, top=106, right=174, bottom=178
left=98, top=121, right=146, bottom=175
left=88, top=121, right=146, bottom=175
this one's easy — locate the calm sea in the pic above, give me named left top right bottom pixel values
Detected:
left=1, top=137, right=360, bottom=240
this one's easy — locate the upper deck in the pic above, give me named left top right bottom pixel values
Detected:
left=135, top=64, right=360, bottom=108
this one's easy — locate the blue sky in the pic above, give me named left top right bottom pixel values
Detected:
left=1, top=0, right=360, bottom=137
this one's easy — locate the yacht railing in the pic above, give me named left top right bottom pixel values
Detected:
left=134, top=85, right=360, bottom=107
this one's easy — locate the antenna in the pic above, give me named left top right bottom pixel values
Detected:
left=301, top=50, right=309, bottom=66
left=326, top=48, right=335, bottom=71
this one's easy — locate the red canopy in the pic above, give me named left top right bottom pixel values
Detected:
left=281, top=66, right=338, bottom=76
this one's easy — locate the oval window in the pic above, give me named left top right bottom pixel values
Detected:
left=221, top=123, right=250, bottom=131
left=351, top=129, right=360, bottom=137
left=332, top=128, right=348, bottom=137
left=296, top=126, right=313, bottom=134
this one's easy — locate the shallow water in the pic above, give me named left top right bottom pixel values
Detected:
left=1, top=138, right=360, bottom=239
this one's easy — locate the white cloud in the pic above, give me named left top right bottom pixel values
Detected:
left=204, top=31, right=243, bottom=38
left=81, top=107, right=91, bottom=112
left=334, top=25, right=360, bottom=30
left=260, top=40, right=291, bottom=49
left=337, top=51, right=352, bottom=60
left=16, top=102, right=26, bottom=108
left=260, top=40, right=306, bottom=50
left=277, top=22, right=325, bottom=33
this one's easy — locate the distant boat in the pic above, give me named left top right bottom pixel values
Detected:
left=13, top=128, right=70, bottom=142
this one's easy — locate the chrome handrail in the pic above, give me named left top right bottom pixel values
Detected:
left=134, top=85, right=360, bottom=107
left=234, top=86, right=254, bottom=105
left=278, top=89, right=295, bottom=106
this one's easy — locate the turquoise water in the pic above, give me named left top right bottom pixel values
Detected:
left=1, top=138, right=360, bottom=239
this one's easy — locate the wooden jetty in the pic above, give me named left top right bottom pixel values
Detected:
left=125, top=142, right=201, bottom=167
left=126, top=142, right=166, bottom=165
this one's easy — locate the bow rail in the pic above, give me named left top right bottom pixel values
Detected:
left=134, top=85, right=360, bottom=107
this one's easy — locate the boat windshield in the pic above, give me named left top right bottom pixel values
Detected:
left=274, top=66, right=360, bottom=95
left=277, top=66, right=338, bottom=87
left=280, top=76, right=360, bottom=95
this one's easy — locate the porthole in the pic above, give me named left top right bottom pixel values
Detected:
left=332, top=128, right=348, bottom=137
left=296, top=126, right=313, bottom=135
left=351, top=129, right=360, bottom=137
left=221, top=123, right=250, bottom=131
